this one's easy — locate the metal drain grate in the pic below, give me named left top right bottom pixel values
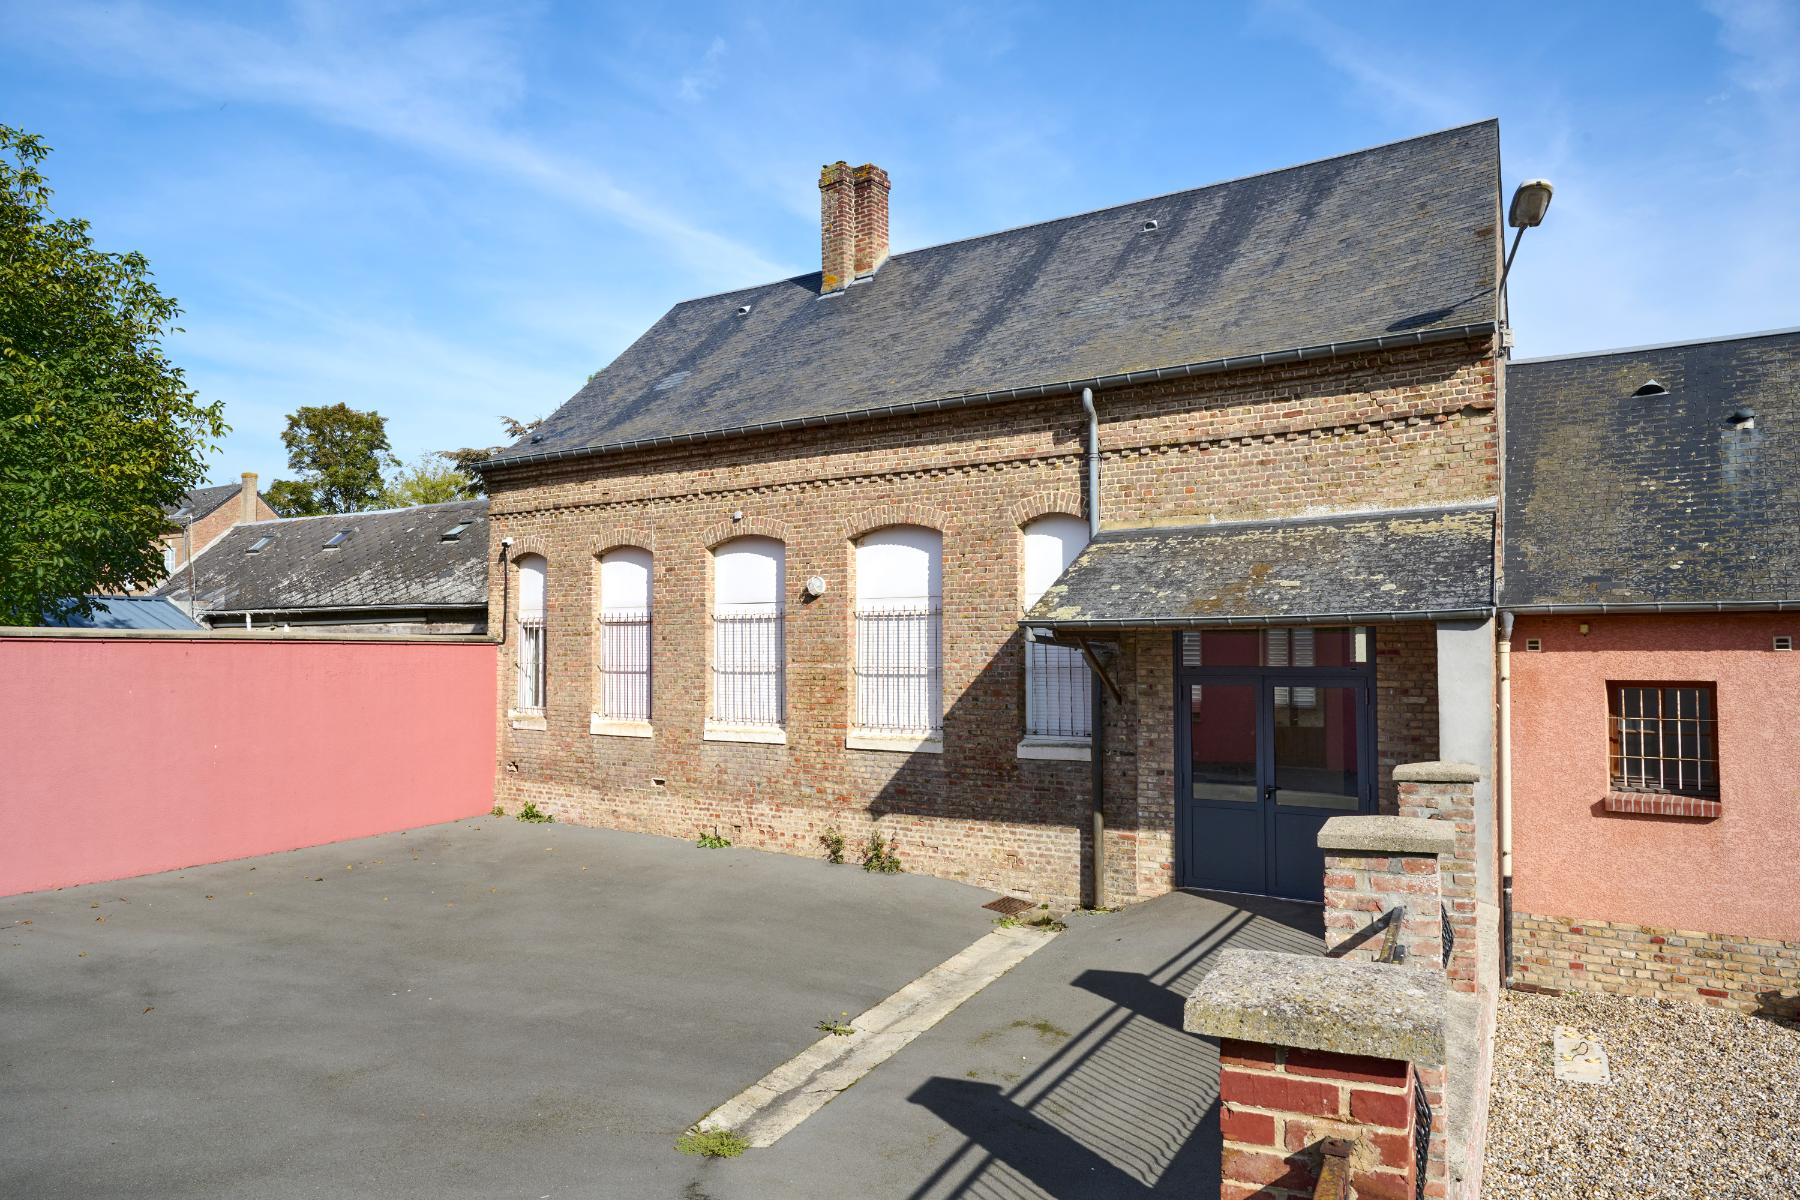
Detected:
left=982, top=896, right=1036, bottom=917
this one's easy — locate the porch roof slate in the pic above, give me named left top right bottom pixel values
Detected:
left=1503, top=328, right=1800, bottom=609
left=484, top=121, right=1500, bottom=470
left=1023, top=503, right=1495, bottom=629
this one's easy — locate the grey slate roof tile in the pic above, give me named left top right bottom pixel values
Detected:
left=1026, top=504, right=1496, bottom=627
left=164, top=482, right=241, bottom=521
left=156, top=499, right=489, bottom=614
left=1503, top=329, right=1800, bottom=608
left=489, top=122, right=1500, bottom=467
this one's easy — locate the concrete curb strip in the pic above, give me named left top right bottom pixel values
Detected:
left=696, top=923, right=1054, bottom=1148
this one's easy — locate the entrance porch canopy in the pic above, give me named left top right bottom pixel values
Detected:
left=1022, top=502, right=1496, bottom=633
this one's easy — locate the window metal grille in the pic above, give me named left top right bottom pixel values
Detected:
left=854, top=605, right=942, bottom=735
left=1024, top=635, right=1091, bottom=737
left=712, top=608, right=784, bottom=726
left=1608, top=683, right=1718, bottom=797
left=598, top=609, right=651, bottom=721
left=517, top=618, right=546, bottom=712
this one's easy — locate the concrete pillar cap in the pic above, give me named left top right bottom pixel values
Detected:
left=1318, top=815, right=1455, bottom=856
left=1393, top=760, right=1482, bottom=783
left=1184, top=948, right=1446, bottom=1065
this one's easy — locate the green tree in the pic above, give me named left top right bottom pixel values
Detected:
left=441, top=414, right=542, bottom=496
left=0, top=125, right=227, bottom=624
left=267, top=402, right=395, bottom=515
left=380, top=451, right=476, bottom=507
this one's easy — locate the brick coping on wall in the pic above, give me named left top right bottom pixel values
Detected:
left=1513, top=912, right=1800, bottom=1018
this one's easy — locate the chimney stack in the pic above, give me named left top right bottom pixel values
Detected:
left=818, top=161, right=890, bottom=294
left=240, top=472, right=258, bottom=524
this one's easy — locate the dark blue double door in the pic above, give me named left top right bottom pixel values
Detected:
left=1175, top=666, right=1374, bottom=902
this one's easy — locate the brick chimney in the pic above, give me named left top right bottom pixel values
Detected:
left=818, top=161, right=890, bottom=293
left=240, top=472, right=259, bottom=524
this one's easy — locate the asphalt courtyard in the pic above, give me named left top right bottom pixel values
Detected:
left=1, top=819, right=1320, bottom=1199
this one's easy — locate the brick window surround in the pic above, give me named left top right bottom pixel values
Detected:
left=1604, top=681, right=1720, bottom=819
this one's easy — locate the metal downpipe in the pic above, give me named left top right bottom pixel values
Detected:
left=1082, top=387, right=1105, bottom=908
left=1497, top=609, right=1515, bottom=985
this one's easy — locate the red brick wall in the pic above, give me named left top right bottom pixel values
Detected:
left=1217, top=1039, right=1428, bottom=1200
left=485, top=338, right=1496, bottom=904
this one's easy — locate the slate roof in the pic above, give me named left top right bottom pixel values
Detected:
left=165, top=482, right=241, bottom=521
left=157, top=499, right=489, bottom=614
left=1024, top=504, right=1496, bottom=629
left=1504, top=329, right=1800, bottom=609
left=488, top=121, right=1500, bottom=470
left=45, top=596, right=202, bottom=630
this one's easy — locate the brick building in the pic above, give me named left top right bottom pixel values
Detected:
left=479, top=122, right=1506, bottom=910
left=1501, top=329, right=1800, bottom=1015
left=153, top=473, right=279, bottom=585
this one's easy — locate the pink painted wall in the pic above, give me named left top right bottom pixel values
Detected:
left=1511, top=614, right=1800, bottom=940
left=1, top=635, right=496, bottom=897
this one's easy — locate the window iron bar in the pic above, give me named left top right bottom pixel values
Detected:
left=711, top=607, right=784, bottom=726
left=516, top=617, right=546, bottom=712
left=1024, top=633, right=1092, bottom=738
left=853, top=605, right=943, bottom=735
left=598, top=608, right=651, bottom=721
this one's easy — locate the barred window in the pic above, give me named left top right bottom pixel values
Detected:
left=1608, top=683, right=1718, bottom=797
left=516, top=554, right=547, bottom=713
left=1022, top=515, right=1090, bottom=738
left=598, top=548, right=652, bottom=721
left=711, top=537, right=784, bottom=727
left=854, top=527, right=942, bottom=737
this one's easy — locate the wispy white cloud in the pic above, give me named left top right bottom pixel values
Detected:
left=17, top=1, right=785, bottom=285
left=678, top=36, right=729, bottom=102
left=1249, top=0, right=1473, bottom=128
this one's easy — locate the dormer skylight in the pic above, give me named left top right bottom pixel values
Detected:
left=1633, top=379, right=1668, bottom=397
left=441, top=521, right=472, bottom=541
left=247, top=535, right=273, bottom=554
left=322, top=530, right=351, bottom=550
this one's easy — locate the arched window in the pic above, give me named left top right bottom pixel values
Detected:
left=853, top=527, right=943, bottom=737
left=1022, top=516, right=1090, bottom=739
left=516, top=554, right=547, bottom=713
left=598, top=548, right=652, bottom=722
left=711, top=537, right=784, bottom=728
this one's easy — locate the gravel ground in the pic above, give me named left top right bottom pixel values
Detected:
left=1484, top=989, right=1800, bottom=1199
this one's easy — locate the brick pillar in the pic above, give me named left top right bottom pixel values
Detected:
left=850, top=163, right=890, bottom=276
left=1320, top=815, right=1453, bottom=968
left=1218, top=1040, right=1424, bottom=1200
left=1395, top=762, right=1481, bottom=994
left=1187, top=951, right=1448, bottom=1200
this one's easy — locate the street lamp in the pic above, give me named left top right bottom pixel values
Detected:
left=1498, top=179, right=1554, bottom=299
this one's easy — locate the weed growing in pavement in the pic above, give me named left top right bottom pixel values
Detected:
left=820, top=826, right=846, bottom=864
left=697, top=828, right=732, bottom=849
left=993, top=914, right=1021, bottom=929
left=816, top=1012, right=855, bottom=1037
left=1025, top=914, right=1068, bottom=932
left=489, top=805, right=505, bottom=817
left=860, top=832, right=903, bottom=873
left=515, top=801, right=553, bottom=824
left=676, top=1129, right=749, bottom=1159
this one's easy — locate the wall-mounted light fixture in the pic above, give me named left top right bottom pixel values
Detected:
left=804, top=575, right=828, bottom=598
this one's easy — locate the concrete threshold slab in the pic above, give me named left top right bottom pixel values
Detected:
left=696, top=923, right=1055, bottom=1148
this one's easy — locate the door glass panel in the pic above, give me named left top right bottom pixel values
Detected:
left=1189, top=683, right=1258, bottom=804
left=1272, top=684, right=1361, bottom=810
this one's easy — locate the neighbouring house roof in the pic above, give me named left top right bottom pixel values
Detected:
left=44, top=595, right=204, bottom=630
left=1503, top=328, right=1800, bottom=610
left=486, top=121, right=1500, bottom=471
left=164, top=482, right=242, bottom=522
left=1024, top=503, right=1497, bottom=629
left=156, top=499, right=489, bottom=615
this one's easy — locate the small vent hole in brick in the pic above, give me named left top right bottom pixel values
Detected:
left=983, top=896, right=1036, bottom=917
left=1775, top=636, right=1792, bottom=651
left=1525, top=639, right=1542, bottom=652
left=651, top=777, right=667, bottom=787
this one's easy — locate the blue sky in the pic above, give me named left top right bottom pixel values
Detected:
left=6, top=1, right=1797, bottom=488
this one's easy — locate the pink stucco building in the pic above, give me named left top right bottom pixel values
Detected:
left=1500, top=330, right=1800, bottom=1015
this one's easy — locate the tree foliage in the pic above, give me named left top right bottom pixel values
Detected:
left=380, top=451, right=476, bottom=507
left=0, top=125, right=227, bottom=624
left=267, top=402, right=395, bottom=515
left=441, top=414, right=542, bottom=496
